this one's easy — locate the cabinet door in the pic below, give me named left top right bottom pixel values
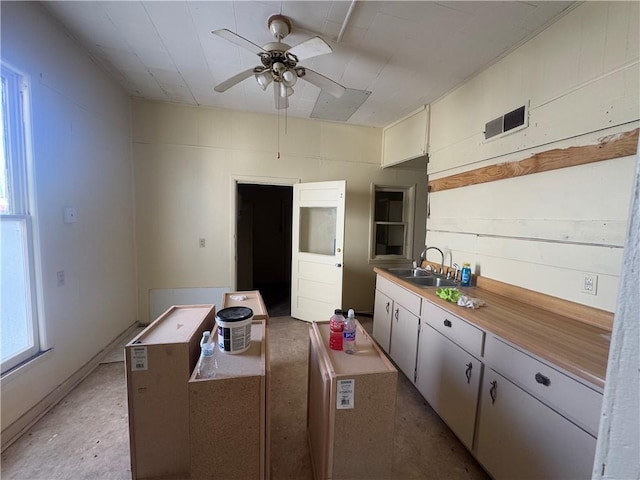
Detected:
left=476, top=369, right=597, bottom=480
left=382, top=106, right=428, bottom=167
left=390, top=304, right=420, bottom=381
left=415, top=324, right=482, bottom=449
left=372, top=289, right=393, bottom=353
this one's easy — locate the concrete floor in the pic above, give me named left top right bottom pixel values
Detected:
left=1, top=316, right=489, bottom=480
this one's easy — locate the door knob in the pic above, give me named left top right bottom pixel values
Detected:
left=335, top=263, right=342, bottom=267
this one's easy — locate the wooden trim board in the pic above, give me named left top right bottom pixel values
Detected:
left=428, top=128, right=639, bottom=193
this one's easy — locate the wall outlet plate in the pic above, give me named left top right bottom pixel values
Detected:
left=581, top=273, right=598, bottom=295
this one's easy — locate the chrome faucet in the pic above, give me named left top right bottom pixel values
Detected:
left=419, top=248, right=427, bottom=265
left=425, top=246, right=444, bottom=274
left=451, top=263, right=461, bottom=280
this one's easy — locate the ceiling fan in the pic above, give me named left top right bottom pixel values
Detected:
left=212, top=14, right=346, bottom=110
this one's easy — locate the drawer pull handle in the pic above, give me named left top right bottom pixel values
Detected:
left=489, top=380, right=498, bottom=404
left=386, top=302, right=390, bottom=314
left=394, top=308, right=399, bottom=321
left=535, top=373, right=551, bottom=386
left=444, top=319, right=452, bottom=328
left=465, top=362, right=472, bottom=384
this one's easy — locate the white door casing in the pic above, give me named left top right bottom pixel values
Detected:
left=291, top=180, right=346, bottom=322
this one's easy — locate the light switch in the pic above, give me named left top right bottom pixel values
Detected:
left=63, top=207, right=77, bottom=224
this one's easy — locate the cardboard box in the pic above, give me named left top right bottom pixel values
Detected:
left=125, top=304, right=216, bottom=479
left=222, top=290, right=269, bottom=322
left=189, top=320, right=270, bottom=479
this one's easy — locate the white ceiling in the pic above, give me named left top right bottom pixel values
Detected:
left=43, top=1, right=576, bottom=128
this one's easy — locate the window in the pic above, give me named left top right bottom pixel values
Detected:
left=1, top=64, right=40, bottom=374
left=370, top=185, right=415, bottom=262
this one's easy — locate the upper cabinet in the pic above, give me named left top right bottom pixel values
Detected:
left=381, top=105, right=429, bottom=169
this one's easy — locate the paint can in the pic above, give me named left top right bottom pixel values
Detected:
left=215, top=306, right=253, bottom=354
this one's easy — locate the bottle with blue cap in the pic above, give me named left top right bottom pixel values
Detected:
left=196, top=331, right=218, bottom=378
left=343, top=309, right=357, bottom=354
left=461, top=263, right=472, bottom=287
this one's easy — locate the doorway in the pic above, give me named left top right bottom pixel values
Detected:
left=236, top=183, right=293, bottom=317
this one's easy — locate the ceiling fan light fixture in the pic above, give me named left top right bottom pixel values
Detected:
left=255, top=71, right=273, bottom=90
left=273, top=62, right=286, bottom=74
left=282, top=69, right=297, bottom=87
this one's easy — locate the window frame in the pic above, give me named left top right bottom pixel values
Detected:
left=368, top=184, right=416, bottom=264
left=1, top=63, right=41, bottom=375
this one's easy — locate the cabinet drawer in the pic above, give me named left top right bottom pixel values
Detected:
left=485, top=335, right=602, bottom=436
left=376, top=275, right=421, bottom=317
left=422, top=301, right=484, bottom=358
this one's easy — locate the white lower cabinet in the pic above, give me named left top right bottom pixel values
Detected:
left=373, top=275, right=421, bottom=381
left=372, top=275, right=602, bottom=480
left=372, top=289, right=392, bottom=353
left=476, top=368, right=597, bottom=480
left=415, top=323, right=482, bottom=449
left=390, top=304, right=420, bottom=381
left=476, top=335, right=601, bottom=479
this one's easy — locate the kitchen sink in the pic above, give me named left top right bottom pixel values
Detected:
left=404, top=276, right=458, bottom=288
left=384, top=267, right=458, bottom=288
left=387, top=268, right=431, bottom=277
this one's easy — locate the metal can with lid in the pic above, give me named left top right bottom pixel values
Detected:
left=215, top=306, right=253, bottom=354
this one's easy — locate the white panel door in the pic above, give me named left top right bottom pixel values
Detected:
left=291, top=181, right=345, bottom=322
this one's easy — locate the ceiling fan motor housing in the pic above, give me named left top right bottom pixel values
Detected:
left=268, top=14, right=292, bottom=40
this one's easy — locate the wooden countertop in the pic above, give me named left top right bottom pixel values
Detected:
left=374, top=268, right=611, bottom=390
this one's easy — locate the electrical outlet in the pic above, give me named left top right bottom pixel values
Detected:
left=199, top=238, right=206, bottom=248
left=56, top=270, right=65, bottom=287
left=582, top=273, right=598, bottom=295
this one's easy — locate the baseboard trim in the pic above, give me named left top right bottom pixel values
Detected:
left=1, top=321, right=141, bottom=452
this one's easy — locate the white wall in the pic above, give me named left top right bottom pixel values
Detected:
left=427, top=1, right=639, bottom=312
left=593, top=146, right=640, bottom=478
left=0, top=2, right=137, bottom=434
left=132, top=99, right=427, bottom=321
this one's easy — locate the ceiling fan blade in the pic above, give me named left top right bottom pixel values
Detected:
left=214, top=68, right=256, bottom=93
left=287, top=36, right=332, bottom=61
left=212, top=28, right=266, bottom=55
left=274, top=82, right=289, bottom=109
left=298, top=68, right=346, bottom=98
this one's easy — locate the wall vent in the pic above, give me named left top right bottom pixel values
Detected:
left=484, top=103, right=528, bottom=141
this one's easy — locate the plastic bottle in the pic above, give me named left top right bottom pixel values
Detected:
left=329, top=309, right=345, bottom=350
left=461, top=263, right=472, bottom=287
left=196, top=331, right=217, bottom=379
left=343, top=309, right=357, bottom=354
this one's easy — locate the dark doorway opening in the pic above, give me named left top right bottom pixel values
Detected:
left=236, top=184, right=293, bottom=317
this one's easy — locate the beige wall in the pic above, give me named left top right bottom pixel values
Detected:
left=1, top=3, right=136, bottom=433
left=132, top=100, right=427, bottom=321
left=427, top=1, right=639, bottom=312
